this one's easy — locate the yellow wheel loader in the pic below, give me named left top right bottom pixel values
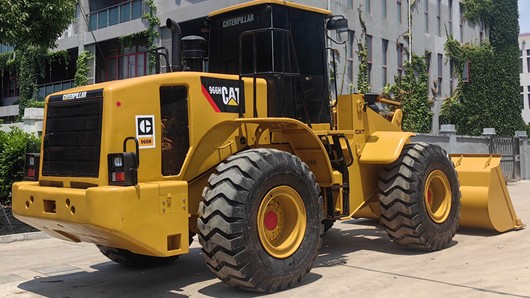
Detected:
left=12, top=0, right=523, bottom=293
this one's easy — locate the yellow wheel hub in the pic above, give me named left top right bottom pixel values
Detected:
left=424, top=170, right=452, bottom=223
left=257, top=186, right=306, bottom=259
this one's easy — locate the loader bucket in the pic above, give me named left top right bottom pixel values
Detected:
left=450, top=154, right=524, bottom=232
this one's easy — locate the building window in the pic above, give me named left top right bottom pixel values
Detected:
left=448, top=0, right=453, bottom=36
left=0, top=44, right=14, bottom=53
left=459, top=3, right=464, bottom=42
left=524, top=86, right=529, bottom=109
left=437, top=0, right=442, bottom=36
left=519, top=51, right=524, bottom=73
left=3, top=76, right=18, bottom=98
left=527, top=56, right=530, bottom=73
left=425, top=0, right=429, bottom=33
left=527, top=49, right=530, bottom=56
left=462, top=61, right=470, bottom=82
left=366, top=35, right=373, bottom=84
left=88, top=0, right=143, bottom=31
left=397, top=43, right=404, bottom=82
left=347, top=30, right=355, bottom=87
left=397, top=0, right=402, bottom=24
left=100, top=45, right=147, bottom=82
left=437, top=54, right=443, bottom=96
left=366, top=0, right=371, bottom=14
left=382, top=0, right=387, bottom=19
left=382, top=39, right=389, bottom=87
left=479, top=22, right=485, bottom=45
left=449, top=59, right=454, bottom=93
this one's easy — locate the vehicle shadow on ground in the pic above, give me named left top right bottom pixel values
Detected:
left=17, top=220, right=459, bottom=297
left=316, top=218, right=459, bottom=268
left=16, top=244, right=322, bottom=298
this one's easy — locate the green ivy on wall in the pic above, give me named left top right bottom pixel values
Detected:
left=143, top=0, right=160, bottom=73
left=356, top=7, right=371, bottom=94
left=442, top=0, right=524, bottom=136
left=74, top=50, right=93, bottom=87
left=387, top=52, right=433, bottom=133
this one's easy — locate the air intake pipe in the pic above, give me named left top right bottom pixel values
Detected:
left=166, top=18, right=183, bottom=72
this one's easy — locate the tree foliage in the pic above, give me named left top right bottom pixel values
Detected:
left=0, top=0, right=77, bottom=49
left=442, top=0, right=523, bottom=136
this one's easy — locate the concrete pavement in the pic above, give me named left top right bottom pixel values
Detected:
left=1, top=182, right=529, bottom=297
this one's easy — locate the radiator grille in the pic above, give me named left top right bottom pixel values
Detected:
left=42, top=96, right=103, bottom=177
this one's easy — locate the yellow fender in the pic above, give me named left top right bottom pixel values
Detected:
left=451, top=154, right=524, bottom=232
left=359, top=131, right=415, bottom=164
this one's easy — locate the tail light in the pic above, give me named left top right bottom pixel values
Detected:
left=108, top=137, right=139, bottom=186
left=24, top=153, right=40, bottom=181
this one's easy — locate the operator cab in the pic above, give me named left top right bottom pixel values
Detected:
left=207, top=1, right=330, bottom=123
left=166, top=1, right=347, bottom=125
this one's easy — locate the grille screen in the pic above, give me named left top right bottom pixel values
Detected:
left=42, top=96, right=103, bottom=177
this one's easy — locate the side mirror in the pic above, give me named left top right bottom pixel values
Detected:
left=326, top=16, right=349, bottom=33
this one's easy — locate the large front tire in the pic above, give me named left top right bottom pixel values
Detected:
left=198, top=149, right=323, bottom=292
left=378, top=143, right=461, bottom=250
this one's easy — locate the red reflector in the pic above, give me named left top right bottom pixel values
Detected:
left=27, top=168, right=35, bottom=178
left=112, top=172, right=125, bottom=182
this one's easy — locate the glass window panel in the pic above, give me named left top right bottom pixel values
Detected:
left=109, top=7, right=119, bottom=26
left=98, top=10, right=108, bottom=29
left=38, top=87, right=45, bottom=100
left=120, top=3, right=130, bottom=23
left=108, top=57, right=117, bottom=81
left=138, top=53, right=145, bottom=76
left=129, top=55, right=136, bottom=77
left=397, top=1, right=402, bottom=24
left=132, top=0, right=142, bottom=19
left=89, top=13, right=97, bottom=31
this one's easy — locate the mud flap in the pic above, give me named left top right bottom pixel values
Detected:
left=451, top=154, right=524, bottom=232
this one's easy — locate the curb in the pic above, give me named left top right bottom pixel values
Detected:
left=0, top=232, right=50, bottom=244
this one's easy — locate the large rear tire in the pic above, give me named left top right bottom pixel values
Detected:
left=198, top=148, right=323, bottom=292
left=378, top=143, right=461, bottom=250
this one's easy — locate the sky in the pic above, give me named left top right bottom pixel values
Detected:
left=520, top=0, right=530, bottom=34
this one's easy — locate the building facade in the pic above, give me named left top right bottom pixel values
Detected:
left=520, top=33, right=530, bottom=124
left=0, top=0, right=485, bottom=133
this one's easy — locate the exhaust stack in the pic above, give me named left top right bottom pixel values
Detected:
left=166, top=18, right=183, bottom=72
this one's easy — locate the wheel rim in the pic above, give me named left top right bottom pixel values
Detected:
left=257, top=186, right=306, bottom=259
left=424, top=170, right=452, bottom=223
